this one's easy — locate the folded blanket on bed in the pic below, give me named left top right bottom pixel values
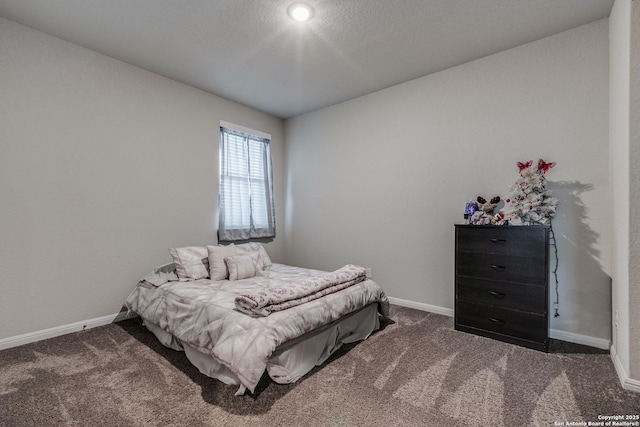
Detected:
left=235, top=264, right=367, bottom=316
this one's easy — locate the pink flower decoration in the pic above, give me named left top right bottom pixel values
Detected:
left=517, top=160, right=533, bottom=172
left=537, top=159, right=556, bottom=173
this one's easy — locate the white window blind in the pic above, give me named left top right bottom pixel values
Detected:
left=218, top=125, right=275, bottom=241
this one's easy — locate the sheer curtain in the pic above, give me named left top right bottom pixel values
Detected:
left=218, top=126, right=275, bottom=242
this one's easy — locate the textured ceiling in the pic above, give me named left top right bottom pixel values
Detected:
left=0, top=0, right=614, bottom=118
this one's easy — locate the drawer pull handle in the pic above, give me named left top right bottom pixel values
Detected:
left=489, top=265, right=506, bottom=272
left=488, top=291, right=506, bottom=299
left=489, top=238, right=507, bottom=244
left=488, top=317, right=506, bottom=326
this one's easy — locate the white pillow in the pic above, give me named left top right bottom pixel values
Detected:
left=207, top=245, right=238, bottom=280
left=169, top=246, right=209, bottom=281
left=225, top=254, right=261, bottom=281
left=235, top=243, right=272, bottom=270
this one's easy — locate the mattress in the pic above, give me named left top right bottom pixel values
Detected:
left=125, top=263, right=388, bottom=394
left=143, top=302, right=380, bottom=393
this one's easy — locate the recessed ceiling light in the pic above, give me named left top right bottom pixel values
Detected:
left=288, top=3, right=314, bottom=22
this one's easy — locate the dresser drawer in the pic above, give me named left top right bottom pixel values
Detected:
left=456, top=226, right=547, bottom=257
left=456, top=252, right=546, bottom=284
left=456, top=301, right=547, bottom=343
left=456, top=277, right=546, bottom=313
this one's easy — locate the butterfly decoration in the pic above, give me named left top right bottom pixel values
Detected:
left=517, top=160, right=533, bottom=172
left=537, top=159, right=556, bottom=173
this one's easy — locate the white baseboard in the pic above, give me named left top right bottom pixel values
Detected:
left=388, top=297, right=454, bottom=317
left=549, top=328, right=611, bottom=350
left=610, top=344, right=640, bottom=393
left=0, top=310, right=138, bottom=351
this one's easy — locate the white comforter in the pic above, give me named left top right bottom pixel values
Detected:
left=124, top=263, right=389, bottom=393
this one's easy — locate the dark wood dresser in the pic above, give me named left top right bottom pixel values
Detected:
left=454, top=225, right=550, bottom=351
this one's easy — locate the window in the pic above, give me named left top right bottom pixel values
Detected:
left=218, top=123, right=275, bottom=242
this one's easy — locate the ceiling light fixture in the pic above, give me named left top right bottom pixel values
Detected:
left=288, top=3, right=314, bottom=22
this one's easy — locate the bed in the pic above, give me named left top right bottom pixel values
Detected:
left=124, top=243, right=389, bottom=395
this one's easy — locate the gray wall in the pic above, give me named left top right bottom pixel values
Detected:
left=285, top=20, right=611, bottom=342
left=609, top=0, right=640, bottom=385
left=609, top=0, right=631, bottom=382
left=629, top=0, right=640, bottom=381
left=0, top=14, right=621, bottom=353
left=0, top=18, right=285, bottom=340
left=610, top=0, right=631, bottom=377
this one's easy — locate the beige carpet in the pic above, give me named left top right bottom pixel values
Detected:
left=1, top=305, right=638, bottom=426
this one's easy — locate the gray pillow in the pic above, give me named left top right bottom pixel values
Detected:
left=207, top=245, right=238, bottom=280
